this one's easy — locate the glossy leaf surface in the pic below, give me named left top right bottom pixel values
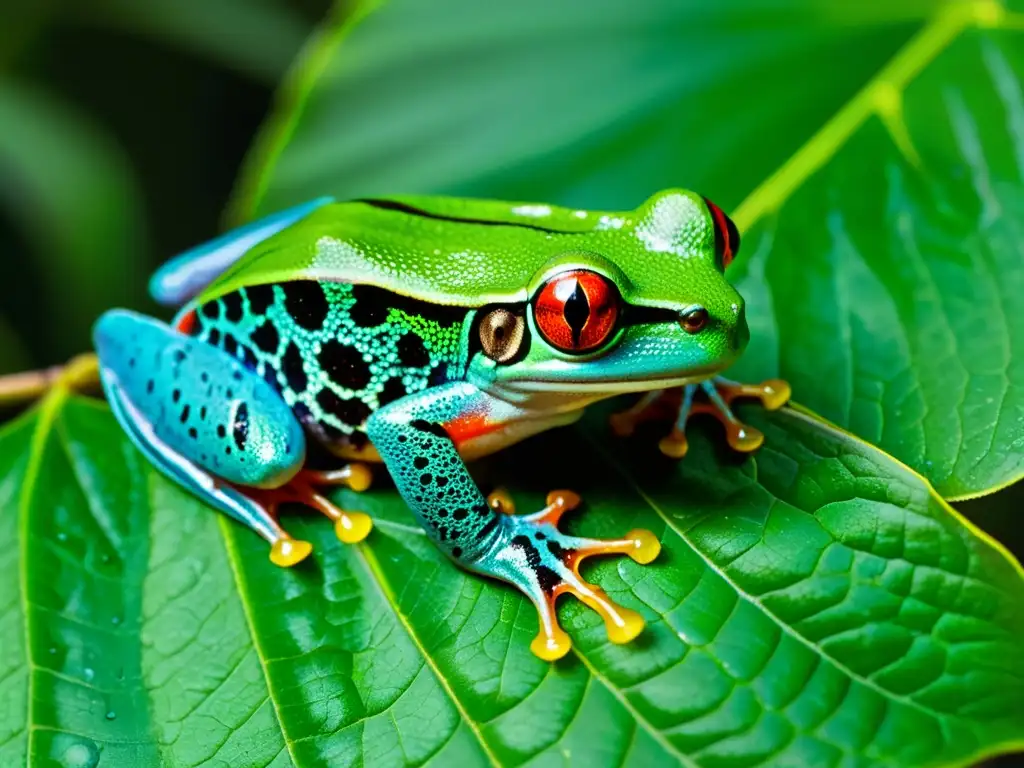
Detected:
left=233, top=0, right=1024, bottom=498
left=1, top=395, right=1022, bottom=767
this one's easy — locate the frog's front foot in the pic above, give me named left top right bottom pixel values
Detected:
left=610, top=376, right=790, bottom=459
left=475, top=490, right=660, bottom=661
left=246, top=463, right=375, bottom=566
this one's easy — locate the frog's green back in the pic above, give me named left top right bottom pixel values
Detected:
left=190, top=190, right=726, bottom=312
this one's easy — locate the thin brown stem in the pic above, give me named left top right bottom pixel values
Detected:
left=0, top=353, right=100, bottom=407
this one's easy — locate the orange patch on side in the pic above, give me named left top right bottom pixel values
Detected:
left=444, top=411, right=499, bottom=447
left=176, top=309, right=199, bottom=335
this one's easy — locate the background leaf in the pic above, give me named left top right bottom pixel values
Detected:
left=232, top=0, right=1024, bottom=499
left=0, top=317, right=30, bottom=377
left=0, top=0, right=331, bottom=370
left=66, top=0, right=311, bottom=84
left=233, top=0, right=940, bottom=216
left=0, top=80, right=145, bottom=366
left=727, top=12, right=1024, bottom=500
left=2, top=395, right=1023, bottom=766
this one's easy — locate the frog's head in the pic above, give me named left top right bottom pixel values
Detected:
left=467, top=190, right=748, bottom=403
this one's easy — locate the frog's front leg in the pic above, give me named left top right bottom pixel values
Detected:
left=368, top=381, right=661, bottom=661
left=94, top=310, right=372, bottom=565
left=610, top=376, right=791, bottom=458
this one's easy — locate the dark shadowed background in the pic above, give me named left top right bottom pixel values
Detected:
left=0, top=0, right=332, bottom=372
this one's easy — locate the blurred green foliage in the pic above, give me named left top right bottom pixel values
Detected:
left=0, top=0, right=331, bottom=372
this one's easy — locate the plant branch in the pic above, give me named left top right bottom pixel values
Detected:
left=0, top=353, right=100, bottom=407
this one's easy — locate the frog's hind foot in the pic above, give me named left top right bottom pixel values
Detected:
left=610, top=376, right=790, bottom=459
left=477, top=490, right=660, bottom=661
left=250, top=464, right=375, bottom=559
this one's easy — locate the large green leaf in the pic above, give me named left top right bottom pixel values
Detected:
left=728, top=11, right=1024, bottom=501
left=231, top=0, right=1024, bottom=499
left=2, top=393, right=1023, bottom=766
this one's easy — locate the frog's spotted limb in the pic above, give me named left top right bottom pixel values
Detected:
left=487, top=489, right=660, bottom=660
left=367, top=381, right=661, bottom=661
left=93, top=310, right=372, bottom=566
left=610, top=376, right=791, bottom=458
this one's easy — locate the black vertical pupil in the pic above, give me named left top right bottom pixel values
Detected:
left=562, top=280, right=590, bottom=347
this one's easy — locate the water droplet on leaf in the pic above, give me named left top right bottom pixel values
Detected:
left=60, top=739, right=99, bottom=768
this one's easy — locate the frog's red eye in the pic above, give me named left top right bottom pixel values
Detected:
left=703, top=197, right=740, bottom=270
left=533, top=269, right=619, bottom=353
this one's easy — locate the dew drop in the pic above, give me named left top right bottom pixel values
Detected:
left=105, top=710, right=117, bottom=721
left=111, top=616, right=120, bottom=626
left=83, top=668, right=94, bottom=682
left=56, top=532, right=67, bottom=542
left=60, top=739, right=99, bottom=768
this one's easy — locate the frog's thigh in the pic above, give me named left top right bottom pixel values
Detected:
left=94, top=310, right=307, bottom=539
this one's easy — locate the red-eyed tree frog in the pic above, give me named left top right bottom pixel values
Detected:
left=93, top=190, right=789, bottom=660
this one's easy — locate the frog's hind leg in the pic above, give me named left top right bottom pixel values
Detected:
left=94, top=309, right=321, bottom=565
left=610, top=375, right=791, bottom=458
left=101, top=362, right=313, bottom=566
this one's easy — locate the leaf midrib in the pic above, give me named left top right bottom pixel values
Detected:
left=17, top=389, right=164, bottom=761
left=732, top=0, right=1016, bottom=232
left=353, top=543, right=503, bottom=767
left=734, top=0, right=1024, bottom=500
left=355, top=532, right=697, bottom=768
left=218, top=516, right=300, bottom=767
left=218, top=495, right=698, bottom=768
